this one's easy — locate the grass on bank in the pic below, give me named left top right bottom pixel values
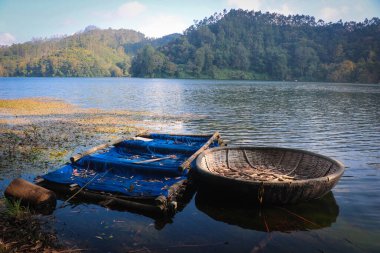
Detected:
left=2, top=198, right=30, bottom=220
left=0, top=196, right=69, bottom=252
left=0, top=98, right=74, bottom=115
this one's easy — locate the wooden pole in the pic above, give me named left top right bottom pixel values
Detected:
left=70, top=138, right=124, bottom=163
left=167, top=179, right=187, bottom=197
left=179, top=131, right=220, bottom=171
left=78, top=190, right=165, bottom=215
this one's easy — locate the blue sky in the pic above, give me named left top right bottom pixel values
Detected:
left=1, top=0, right=379, bottom=45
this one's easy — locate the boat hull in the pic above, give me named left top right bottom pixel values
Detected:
left=195, top=146, right=345, bottom=204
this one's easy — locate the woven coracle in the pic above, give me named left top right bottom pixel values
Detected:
left=195, top=146, right=345, bottom=204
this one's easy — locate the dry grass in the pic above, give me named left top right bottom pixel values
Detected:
left=0, top=98, right=75, bottom=115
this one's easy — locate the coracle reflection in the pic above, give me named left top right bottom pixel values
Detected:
left=195, top=191, right=339, bottom=232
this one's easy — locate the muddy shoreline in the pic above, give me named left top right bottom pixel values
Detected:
left=0, top=98, right=185, bottom=252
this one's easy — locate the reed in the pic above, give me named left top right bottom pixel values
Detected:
left=3, top=198, right=31, bottom=220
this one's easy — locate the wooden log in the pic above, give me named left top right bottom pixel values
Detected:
left=167, top=179, right=188, bottom=198
left=155, top=195, right=167, bottom=206
left=70, top=138, right=124, bottom=163
left=179, top=131, right=220, bottom=171
left=39, top=181, right=166, bottom=217
left=69, top=189, right=165, bottom=216
left=4, top=178, right=57, bottom=211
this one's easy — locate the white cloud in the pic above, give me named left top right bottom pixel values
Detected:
left=139, top=15, right=187, bottom=38
left=93, top=1, right=146, bottom=20
left=116, top=1, right=146, bottom=18
left=227, top=0, right=262, bottom=10
left=319, top=7, right=339, bottom=21
left=90, top=1, right=186, bottom=37
left=268, top=4, right=294, bottom=16
left=0, top=33, right=16, bottom=46
left=319, top=6, right=349, bottom=21
left=227, top=0, right=296, bottom=16
left=62, top=18, right=77, bottom=26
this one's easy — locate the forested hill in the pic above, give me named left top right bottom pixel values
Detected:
left=1, top=10, right=380, bottom=83
left=132, top=10, right=380, bottom=83
left=0, top=27, right=178, bottom=77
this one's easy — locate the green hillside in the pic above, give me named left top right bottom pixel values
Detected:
left=1, top=10, right=379, bottom=82
left=131, top=10, right=380, bottom=83
left=0, top=27, right=146, bottom=77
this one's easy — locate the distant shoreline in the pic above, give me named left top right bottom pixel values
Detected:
left=0, top=76, right=378, bottom=85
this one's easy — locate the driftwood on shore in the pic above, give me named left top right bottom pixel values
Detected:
left=4, top=178, right=57, bottom=212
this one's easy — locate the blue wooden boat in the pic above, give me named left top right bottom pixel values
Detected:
left=38, top=132, right=221, bottom=216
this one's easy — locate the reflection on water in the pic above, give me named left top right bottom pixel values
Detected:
left=48, top=182, right=197, bottom=231
left=195, top=191, right=339, bottom=232
left=1, top=78, right=380, bottom=252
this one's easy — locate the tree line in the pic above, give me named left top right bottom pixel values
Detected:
left=1, top=10, right=379, bottom=83
left=131, top=10, right=380, bottom=83
left=0, top=27, right=145, bottom=77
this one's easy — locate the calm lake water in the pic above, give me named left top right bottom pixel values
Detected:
left=1, top=77, right=380, bottom=252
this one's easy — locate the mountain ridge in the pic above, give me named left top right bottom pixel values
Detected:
left=1, top=9, right=379, bottom=82
left=0, top=27, right=177, bottom=77
left=131, top=10, right=380, bottom=83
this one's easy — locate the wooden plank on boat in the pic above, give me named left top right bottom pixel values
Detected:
left=179, top=131, right=220, bottom=171
left=70, top=138, right=124, bottom=163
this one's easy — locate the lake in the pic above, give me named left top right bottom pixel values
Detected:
left=1, top=77, right=379, bottom=252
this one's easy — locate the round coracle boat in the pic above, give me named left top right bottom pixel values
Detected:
left=195, top=146, right=345, bottom=204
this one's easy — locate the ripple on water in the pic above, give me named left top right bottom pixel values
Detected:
left=0, top=78, right=379, bottom=252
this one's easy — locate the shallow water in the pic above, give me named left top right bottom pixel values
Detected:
left=1, top=77, right=380, bottom=252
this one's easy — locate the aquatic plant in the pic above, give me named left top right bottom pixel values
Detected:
left=23, top=124, right=42, bottom=146
left=3, top=198, right=31, bottom=220
left=49, top=149, right=69, bottom=160
left=2, top=132, right=21, bottom=159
